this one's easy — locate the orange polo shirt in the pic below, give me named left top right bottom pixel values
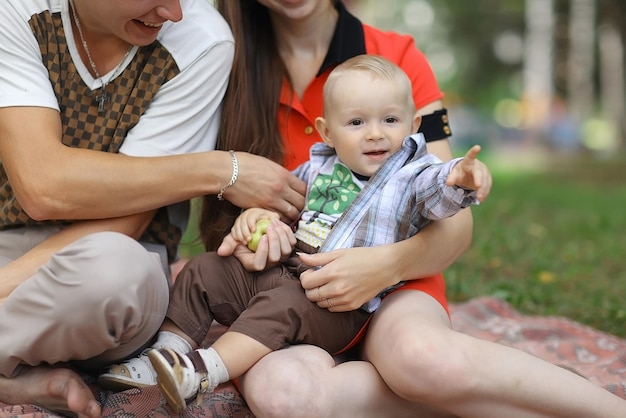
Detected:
left=279, top=2, right=444, bottom=170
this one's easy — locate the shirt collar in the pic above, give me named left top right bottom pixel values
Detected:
left=317, top=2, right=366, bottom=76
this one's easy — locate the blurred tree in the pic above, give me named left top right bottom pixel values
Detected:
left=597, top=0, right=625, bottom=150
left=522, top=0, right=555, bottom=143
left=567, top=0, right=595, bottom=122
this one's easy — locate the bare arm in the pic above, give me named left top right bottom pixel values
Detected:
left=0, top=107, right=305, bottom=222
left=402, top=132, right=475, bottom=275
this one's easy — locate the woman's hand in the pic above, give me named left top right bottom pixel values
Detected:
left=298, top=245, right=402, bottom=312
left=225, top=153, right=306, bottom=222
left=218, top=219, right=295, bottom=272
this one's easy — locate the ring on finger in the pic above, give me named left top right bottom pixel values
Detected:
left=317, top=286, right=322, bottom=301
left=327, top=298, right=333, bottom=308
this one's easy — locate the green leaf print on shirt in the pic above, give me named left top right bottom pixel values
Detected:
left=308, top=163, right=361, bottom=215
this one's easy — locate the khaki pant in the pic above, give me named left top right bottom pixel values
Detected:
left=0, top=227, right=169, bottom=377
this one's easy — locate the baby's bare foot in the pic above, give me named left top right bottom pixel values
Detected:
left=0, top=366, right=101, bottom=418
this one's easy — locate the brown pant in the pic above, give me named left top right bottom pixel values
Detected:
left=167, top=252, right=370, bottom=354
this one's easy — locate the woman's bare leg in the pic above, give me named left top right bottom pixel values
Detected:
left=364, top=291, right=626, bottom=418
left=240, top=344, right=454, bottom=418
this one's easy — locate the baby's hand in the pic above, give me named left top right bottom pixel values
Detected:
left=230, top=208, right=280, bottom=246
left=446, top=145, right=492, bottom=202
left=218, top=219, right=296, bottom=272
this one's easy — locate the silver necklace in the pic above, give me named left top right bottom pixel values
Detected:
left=69, top=0, right=132, bottom=113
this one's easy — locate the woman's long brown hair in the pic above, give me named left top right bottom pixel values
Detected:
left=201, top=0, right=287, bottom=251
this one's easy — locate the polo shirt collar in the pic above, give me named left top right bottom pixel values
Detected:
left=317, top=2, right=366, bottom=76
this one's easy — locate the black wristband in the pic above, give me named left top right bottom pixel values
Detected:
left=418, top=108, right=452, bottom=142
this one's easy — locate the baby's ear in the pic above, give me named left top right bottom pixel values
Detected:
left=412, top=113, right=422, bottom=133
left=315, top=117, right=334, bottom=147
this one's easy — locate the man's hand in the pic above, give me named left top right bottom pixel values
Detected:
left=223, top=153, right=306, bottom=222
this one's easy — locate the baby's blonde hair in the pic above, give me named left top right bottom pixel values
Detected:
left=322, top=54, right=416, bottom=116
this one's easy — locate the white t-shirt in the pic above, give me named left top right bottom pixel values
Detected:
left=0, top=0, right=234, bottom=157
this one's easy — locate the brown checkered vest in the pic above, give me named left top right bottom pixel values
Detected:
left=0, top=10, right=182, bottom=262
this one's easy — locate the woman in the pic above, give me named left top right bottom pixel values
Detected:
left=0, top=0, right=303, bottom=416
left=205, top=0, right=467, bottom=416
left=208, top=1, right=626, bottom=417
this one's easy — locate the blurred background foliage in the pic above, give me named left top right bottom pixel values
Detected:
left=348, top=0, right=625, bottom=155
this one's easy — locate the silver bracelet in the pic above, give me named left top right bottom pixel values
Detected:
left=217, top=150, right=238, bottom=201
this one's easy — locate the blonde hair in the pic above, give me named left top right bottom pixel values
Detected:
left=322, top=54, right=416, bottom=116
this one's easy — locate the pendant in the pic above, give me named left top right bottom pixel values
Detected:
left=96, top=90, right=109, bottom=113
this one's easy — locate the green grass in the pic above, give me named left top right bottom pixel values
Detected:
left=178, top=197, right=205, bottom=259
left=179, top=151, right=626, bottom=338
left=445, top=152, right=626, bottom=337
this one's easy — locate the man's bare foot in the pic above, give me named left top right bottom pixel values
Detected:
left=0, top=366, right=101, bottom=418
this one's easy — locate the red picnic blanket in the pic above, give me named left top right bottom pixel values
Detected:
left=1, top=296, right=625, bottom=417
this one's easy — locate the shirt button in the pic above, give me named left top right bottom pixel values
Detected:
left=304, top=126, right=314, bottom=135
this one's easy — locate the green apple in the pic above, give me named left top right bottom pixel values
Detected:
left=247, top=219, right=272, bottom=252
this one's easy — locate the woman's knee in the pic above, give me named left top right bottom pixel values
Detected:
left=374, top=328, right=478, bottom=403
left=364, top=294, right=477, bottom=403
left=242, top=346, right=334, bottom=417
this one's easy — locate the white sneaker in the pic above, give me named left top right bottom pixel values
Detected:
left=98, top=351, right=157, bottom=391
left=148, top=348, right=211, bottom=412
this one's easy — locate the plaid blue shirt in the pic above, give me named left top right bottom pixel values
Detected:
left=293, top=133, right=478, bottom=312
